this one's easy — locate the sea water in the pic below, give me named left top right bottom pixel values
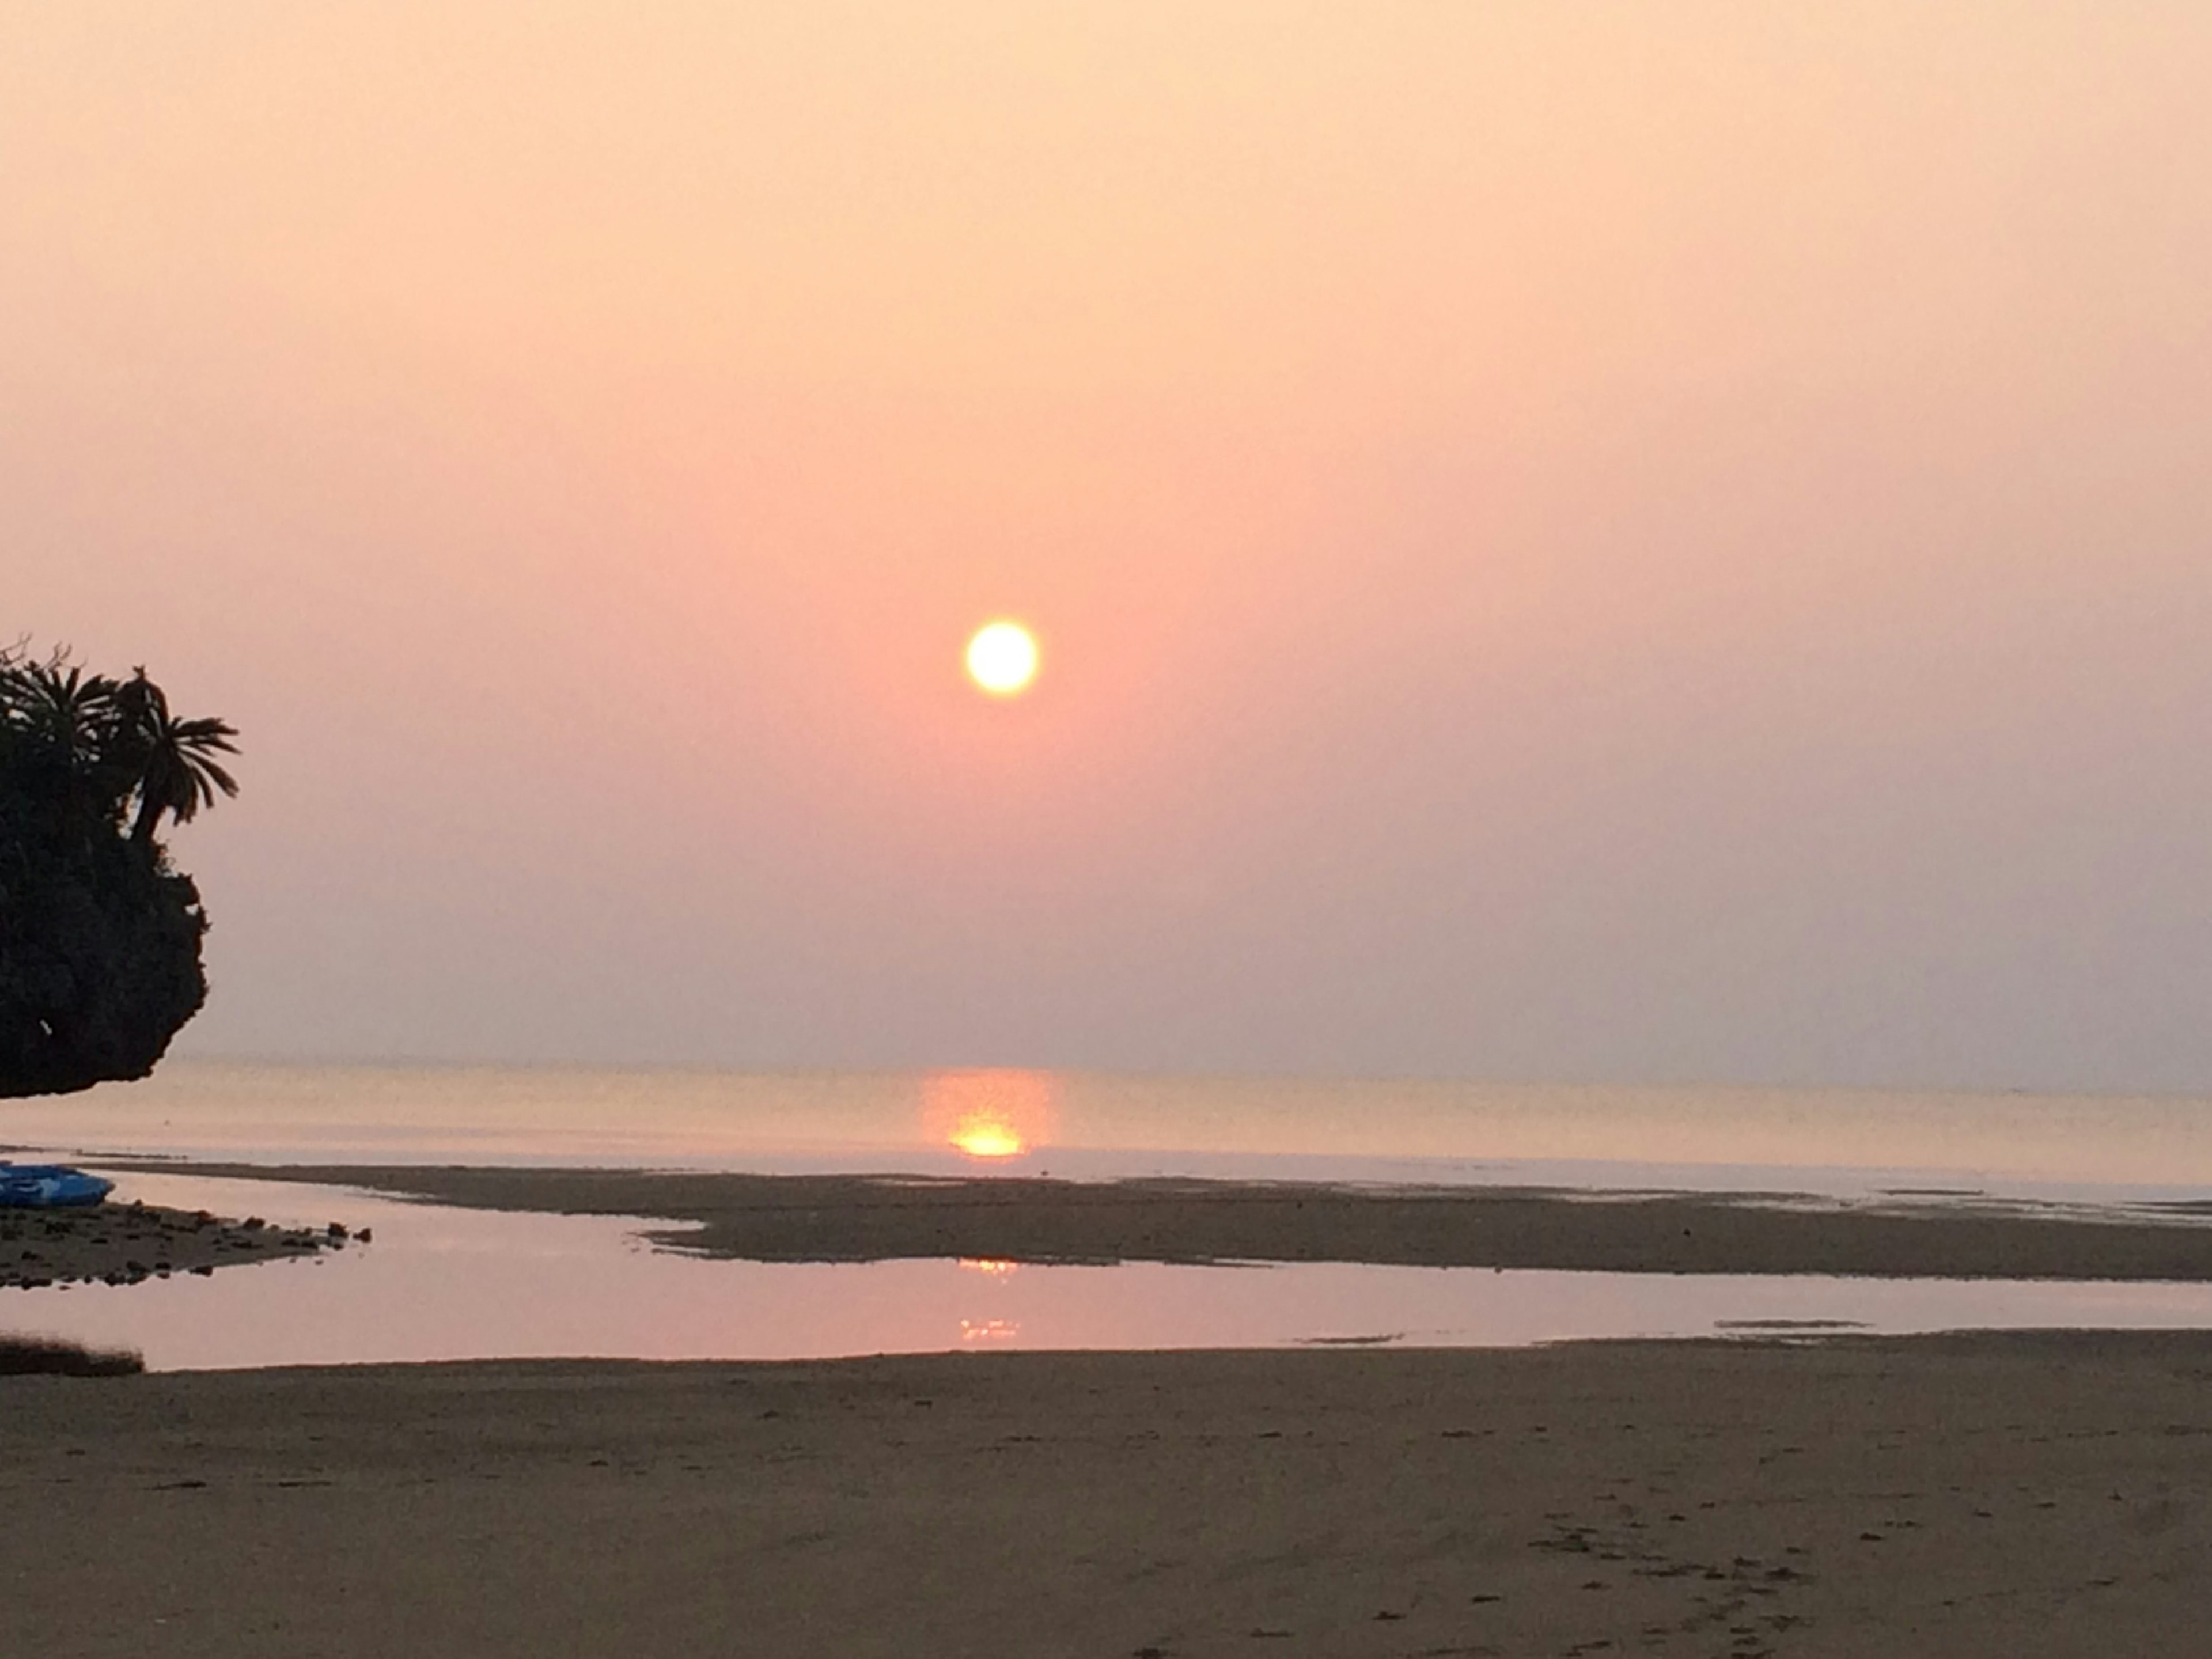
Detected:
left=9, top=1062, right=2212, bottom=1370
left=12, top=1059, right=2212, bottom=1202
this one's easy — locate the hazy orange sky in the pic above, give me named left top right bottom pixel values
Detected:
left=8, top=3, right=2211, bottom=1087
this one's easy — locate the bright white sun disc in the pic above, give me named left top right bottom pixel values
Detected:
left=965, top=621, right=1040, bottom=696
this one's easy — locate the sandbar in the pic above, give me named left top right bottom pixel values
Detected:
left=108, top=1161, right=2212, bottom=1280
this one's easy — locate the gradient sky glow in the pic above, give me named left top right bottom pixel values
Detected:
left=8, top=3, right=2212, bottom=1088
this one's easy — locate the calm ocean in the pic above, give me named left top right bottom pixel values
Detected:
left=10, top=1059, right=2212, bottom=1203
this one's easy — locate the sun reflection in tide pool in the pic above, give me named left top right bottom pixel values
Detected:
left=922, top=1070, right=1056, bottom=1162
left=956, top=1258, right=1022, bottom=1342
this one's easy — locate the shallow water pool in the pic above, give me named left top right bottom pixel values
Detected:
left=9, top=1169, right=2212, bottom=1372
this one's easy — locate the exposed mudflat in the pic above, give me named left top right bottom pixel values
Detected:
left=113, top=1161, right=2212, bottom=1280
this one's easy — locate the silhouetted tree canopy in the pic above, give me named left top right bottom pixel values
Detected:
left=0, top=643, right=239, bottom=1097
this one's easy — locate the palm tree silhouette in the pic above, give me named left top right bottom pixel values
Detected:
left=3, top=659, right=120, bottom=775
left=116, top=671, right=239, bottom=845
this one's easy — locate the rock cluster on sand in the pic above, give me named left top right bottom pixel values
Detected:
left=0, top=1199, right=347, bottom=1289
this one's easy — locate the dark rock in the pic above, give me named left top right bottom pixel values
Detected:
left=0, top=650, right=236, bottom=1097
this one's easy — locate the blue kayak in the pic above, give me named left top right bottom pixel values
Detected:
left=0, top=1165, right=114, bottom=1208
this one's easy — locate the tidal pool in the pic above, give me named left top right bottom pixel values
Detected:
left=9, top=1170, right=2212, bottom=1372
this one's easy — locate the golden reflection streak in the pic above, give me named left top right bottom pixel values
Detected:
left=921, top=1070, right=1056, bottom=1162
left=950, top=1118, right=1025, bottom=1158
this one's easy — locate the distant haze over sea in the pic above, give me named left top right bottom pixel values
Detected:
left=10, top=5, right=2211, bottom=1092
left=19, top=1062, right=2212, bottom=1207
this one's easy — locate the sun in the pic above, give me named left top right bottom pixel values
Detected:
left=965, top=620, right=1040, bottom=697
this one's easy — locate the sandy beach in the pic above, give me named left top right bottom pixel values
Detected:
left=2, top=1334, right=2207, bottom=1657
left=119, top=1161, right=2212, bottom=1279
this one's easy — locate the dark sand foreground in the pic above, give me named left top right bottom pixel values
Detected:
left=130, top=1161, right=2212, bottom=1279
left=7, top=1335, right=2212, bottom=1657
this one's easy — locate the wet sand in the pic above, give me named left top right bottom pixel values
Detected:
left=5, top=1334, right=2210, bottom=1657
left=0, top=1200, right=345, bottom=1290
left=119, top=1162, right=2212, bottom=1279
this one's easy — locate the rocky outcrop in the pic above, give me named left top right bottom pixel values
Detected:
left=0, top=800, right=209, bottom=1095
left=1, top=649, right=234, bottom=1098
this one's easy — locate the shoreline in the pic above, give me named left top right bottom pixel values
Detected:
left=91, top=1158, right=2212, bottom=1281
left=6, top=1333, right=2210, bottom=1655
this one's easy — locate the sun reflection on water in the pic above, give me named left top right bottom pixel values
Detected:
left=952, top=1120, right=1023, bottom=1158
left=955, top=1253, right=1024, bottom=1343
left=921, top=1070, right=1056, bottom=1162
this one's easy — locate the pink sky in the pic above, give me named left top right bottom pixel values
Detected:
left=7, top=3, right=2212, bottom=1086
